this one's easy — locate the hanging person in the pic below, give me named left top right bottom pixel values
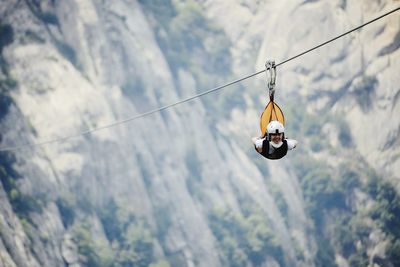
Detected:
left=252, top=121, right=297, bottom=160
left=252, top=60, right=297, bottom=160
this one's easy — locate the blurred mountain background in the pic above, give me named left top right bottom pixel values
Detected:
left=0, top=0, right=399, bottom=266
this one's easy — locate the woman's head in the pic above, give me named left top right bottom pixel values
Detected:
left=270, top=132, right=283, bottom=143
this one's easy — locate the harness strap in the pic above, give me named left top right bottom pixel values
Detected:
left=265, top=60, right=276, bottom=100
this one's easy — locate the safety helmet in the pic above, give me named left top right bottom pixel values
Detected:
left=267, top=121, right=285, bottom=148
left=267, top=121, right=284, bottom=135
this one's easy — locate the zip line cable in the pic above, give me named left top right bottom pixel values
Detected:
left=1, top=6, right=399, bottom=152
left=276, top=6, right=400, bottom=67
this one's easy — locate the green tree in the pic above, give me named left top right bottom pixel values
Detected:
left=386, top=239, right=400, bottom=266
left=115, top=220, right=154, bottom=267
left=0, top=24, right=13, bottom=52
left=368, top=179, right=400, bottom=238
left=209, top=207, right=284, bottom=266
left=76, top=228, right=100, bottom=266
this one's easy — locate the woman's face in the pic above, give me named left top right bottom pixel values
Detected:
left=270, top=133, right=283, bottom=144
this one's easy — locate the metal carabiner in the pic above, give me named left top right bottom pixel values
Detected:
left=265, top=60, right=276, bottom=100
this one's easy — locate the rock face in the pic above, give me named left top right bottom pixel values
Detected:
left=0, top=0, right=399, bottom=267
left=207, top=0, right=400, bottom=179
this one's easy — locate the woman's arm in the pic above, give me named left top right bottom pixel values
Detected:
left=286, top=139, right=298, bottom=150
left=252, top=137, right=265, bottom=153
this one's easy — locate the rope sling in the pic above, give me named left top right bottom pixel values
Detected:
left=260, top=60, right=285, bottom=137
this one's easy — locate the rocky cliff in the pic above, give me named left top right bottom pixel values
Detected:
left=0, top=0, right=399, bottom=267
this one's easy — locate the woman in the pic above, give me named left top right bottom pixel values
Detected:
left=252, top=120, right=297, bottom=160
